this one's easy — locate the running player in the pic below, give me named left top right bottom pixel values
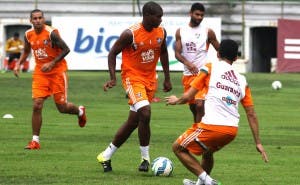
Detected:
left=14, top=9, right=87, bottom=150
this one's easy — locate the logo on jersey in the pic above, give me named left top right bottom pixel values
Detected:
left=216, top=82, right=241, bottom=97
left=34, top=48, right=48, bottom=59
left=222, top=96, right=237, bottom=106
left=156, top=37, right=162, bottom=44
left=221, top=70, right=240, bottom=86
left=195, top=33, right=201, bottom=39
left=135, top=92, right=142, bottom=100
left=185, top=42, right=196, bottom=52
left=43, top=39, right=49, bottom=45
left=141, top=49, right=154, bottom=63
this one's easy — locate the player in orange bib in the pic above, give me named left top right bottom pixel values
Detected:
left=97, top=1, right=172, bottom=173
left=166, top=39, right=268, bottom=185
left=14, top=9, right=87, bottom=150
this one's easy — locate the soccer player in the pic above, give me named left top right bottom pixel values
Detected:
left=14, top=9, right=87, bottom=150
left=166, top=39, right=268, bottom=185
left=175, top=3, right=219, bottom=123
left=97, top=1, right=172, bottom=172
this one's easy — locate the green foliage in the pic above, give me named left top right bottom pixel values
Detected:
left=0, top=71, right=299, bottom=185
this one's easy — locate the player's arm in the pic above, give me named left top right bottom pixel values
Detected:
left=242, top=87, right=269, bottom=162
left=207, top=28, right=220, bottom=51
left=165, top=71, right=207, bottom=105
left=41, top=31, right=70, bottom=72
left=174, top=28, right=198, bottom=74
left=14, top=35, right=31, bottom=78
left=160, top=28, right=172, bottom=92
left=103, top=29, right=133, bottom=91
left=50, top=31, right=70, bottom=63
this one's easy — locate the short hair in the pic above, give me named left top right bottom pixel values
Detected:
left=30, top=9, right=44, bottom=19
left=219, top=39, right=238, bottom=61
left=13, top=32, right=19, bottom=37
left=190, top=3, right=205, bottom=12
left=142, top=1, right=163, bottom=16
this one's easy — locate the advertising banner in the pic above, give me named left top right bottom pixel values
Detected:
left=52, top=17, right=221, bottom=71
left=277, top=19, right=300, bottom=73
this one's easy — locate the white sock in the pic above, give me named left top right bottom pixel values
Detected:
left=102, top=143, right=118, bottom=160
left=78, top=106, right=83, bottom=116
left=140, top=146, right=150, bottom=161
left=32, top=135, right=39, bottom=143
left=198, top=171, right=213, bottom=185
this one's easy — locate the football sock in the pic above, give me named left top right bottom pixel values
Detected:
left=32, top=135, right=39, bottom=143
left=140, top=146, right=150, bottom=161
left=198, top=171, right=213, bottom=184
left=102, top=143, right=118, bottom=160
left=78, top=107, right=83, bottom=117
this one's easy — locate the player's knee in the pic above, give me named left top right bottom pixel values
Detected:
left=172, top=142, right=184, bottom=155
left=138, top=106, right=151, bottom=122
left=33, top=100, right=44, bottom=112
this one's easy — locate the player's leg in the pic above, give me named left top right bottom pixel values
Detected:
left=194, top=99, right=205, bottom=123
left=112, top=110, right=139, bottom=147
left=201, top=151, right=214, bottom=175
left=183, top=75, right=198, bottom=122
left=173, top=142, right=204, bottom=176
left=25, top=74, right=49, bottom=150
left=52, top=72, right=86, bottom=127
left=174, top=125, right=220, bottom=185
left=97, top=110, right=139, bottom=172
left=137, top=104, right=151, bottom=172
left=25, top=97, right=46, bottom=150
left=136, top=81, right=158, bottom=172
left=189, top=104, right=197, bottom=123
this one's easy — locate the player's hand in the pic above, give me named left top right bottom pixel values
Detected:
left=187, top=63, right=199, bottom=75
left=256, top=143, right=269, bottom=163
left=103, top=79, right=116, bottom=91
left=41, top=62, right=55, bottom=72
left=165, top=95, right=178, bottom=105
left=13, top=63, right=20, bottom=78
left=163, top=80, right=172, bottom=92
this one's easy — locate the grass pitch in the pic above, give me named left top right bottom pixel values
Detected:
left=0, top=71, right=299, bottom=185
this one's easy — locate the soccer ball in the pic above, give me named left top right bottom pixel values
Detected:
left=151, top=157, right=173, bottom=177
left=271, top=80, right=282, bottom=90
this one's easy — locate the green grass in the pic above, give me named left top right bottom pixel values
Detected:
left=0, top=71, right=299, bottom=185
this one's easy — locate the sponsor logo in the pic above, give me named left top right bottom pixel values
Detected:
left=141, top=49, right=155, bottom=63
left=216, top=82, right=241, bottom=97
left=222, top=96, right=237, bottom=106
left=221, top=70, right=240, bottom=86
left=73, top=27, right=175, bottom=54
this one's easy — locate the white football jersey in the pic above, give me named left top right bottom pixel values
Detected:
left=180, top=24, right=209, bottom=75
left=201, top=61, right=248, bottom=127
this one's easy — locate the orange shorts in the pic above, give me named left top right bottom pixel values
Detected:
left=32, top=72, right=68, bottom=104
left=122, top=77, right=156, bottom=105
left=182, top=75, right=206, bottom=104
left=176, top=123, right=237, bottom=155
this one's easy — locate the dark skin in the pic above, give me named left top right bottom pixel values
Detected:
left=14, top=11, right=79, bottom=137
left=174, top=9, right=219, bottom=123
left=103, top=10, right=172, bottom=148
